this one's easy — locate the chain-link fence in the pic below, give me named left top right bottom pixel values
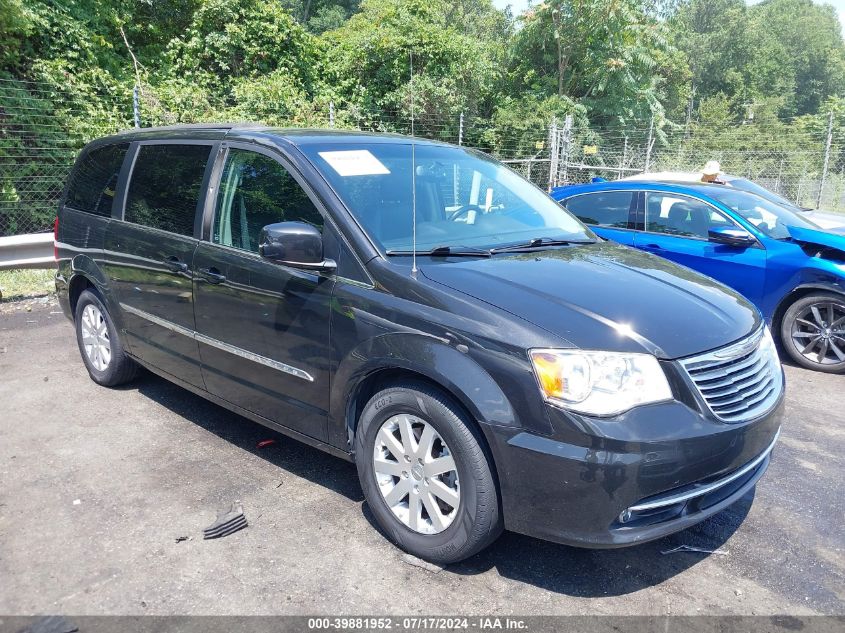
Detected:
left=2, top=77, right=844, bottom=237
left=546, top=114, right=845, bottom=212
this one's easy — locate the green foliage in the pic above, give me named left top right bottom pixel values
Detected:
left=508, top=0, right=685, bottom=127
left=322, top=0, right=504, bottom=129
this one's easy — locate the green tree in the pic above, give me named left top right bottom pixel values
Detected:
left=508, top=0, right=686, bottom=127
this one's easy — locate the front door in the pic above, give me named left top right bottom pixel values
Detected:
left=104, top=142, right=214, bottom=388
left=633, top=191, right=767, bottom=305
left=192, top=145, right=334, bottom=441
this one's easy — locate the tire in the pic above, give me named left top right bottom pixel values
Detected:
left=74, top=288, right=139, bottom=386
left=779, top=292, right=845, bottom=374
left=354, top=381, right=502, bottom=564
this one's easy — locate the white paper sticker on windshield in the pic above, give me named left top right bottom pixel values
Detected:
left=318, top=150, right=391, bottom=176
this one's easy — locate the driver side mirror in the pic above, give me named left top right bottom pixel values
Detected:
left=259, top=222, right=337, bottom=273
left=708, top=226, right=756, bottom=248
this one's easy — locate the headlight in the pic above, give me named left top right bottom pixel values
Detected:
left=529, top=349, right=673, bottom=416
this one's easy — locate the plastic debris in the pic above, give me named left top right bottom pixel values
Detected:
left=661, top=544, right=728, bottom=556
left=174, top=535, right=191, bottom=543
left=256, top=439, right=276, bottom=449
left=203, top=502, right=247, bottom=539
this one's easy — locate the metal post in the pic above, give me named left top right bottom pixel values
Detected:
left=458, top=112, right=464, bottom=146
left=817, top=110, right=834, bottom=210
left=644, top=116, right=654, bottom=172
left=560, top=114, right=573, bottom=187
left=329, top=101, right=335, bottom=128
left=132, top=84, right=140, bottom=129
left=621, top=136, right=628, bottom=172
left=547, top=117, right=558, bottom=192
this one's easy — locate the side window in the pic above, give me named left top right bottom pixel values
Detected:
left=564, top=192, right=634, bottom=228
left=125, top=144, right=211, bottom=236
left=213, top=148, right=323, bottom=253
left=644, top=193, right=732, bottom=239
left=65, top=143, right=129, bottom=216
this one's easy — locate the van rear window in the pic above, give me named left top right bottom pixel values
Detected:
left=65, top=143, right=129, bottom=216
left=125, top=144, right=211, bottom=236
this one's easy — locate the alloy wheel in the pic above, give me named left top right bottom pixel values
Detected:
left=80, top=304, right=112, bottom=371
left=372, top=414, right=460, bottom=535
left=790, top=301, right=845, bottom=366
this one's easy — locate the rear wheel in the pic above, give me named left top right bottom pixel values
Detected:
left=780, top=292, right=845, bottom=374
left=355, top=382, right=502, bottom=564
left=74, top=289, right=139, bottom=386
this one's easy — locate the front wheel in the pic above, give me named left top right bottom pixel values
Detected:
left=780, top=292, right=845, bottom=374
left=354, top=382, right=502, bottom=564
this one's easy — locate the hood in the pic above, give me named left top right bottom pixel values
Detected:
left=420, top=242, right=761, bottom=359
left=787, top=224, right=845, bottom=249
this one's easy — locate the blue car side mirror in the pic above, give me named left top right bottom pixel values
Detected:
left=708, top=226, right=756, bottom=248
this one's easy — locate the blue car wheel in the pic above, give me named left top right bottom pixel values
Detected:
left=780, top=292, right=845, bottom=374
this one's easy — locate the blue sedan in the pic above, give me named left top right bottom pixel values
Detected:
left=551, top=180, right=845, bottom=373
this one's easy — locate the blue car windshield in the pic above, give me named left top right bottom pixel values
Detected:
left=692, top=185, right=819, bottom=240
left=728, top=178, right=803, bottom=212
left=300, top=142, right=592, bottom=252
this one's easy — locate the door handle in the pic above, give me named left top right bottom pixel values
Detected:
left=198, top=267, right=226, bottom=284
left=163, top=256, right=188, bottom=273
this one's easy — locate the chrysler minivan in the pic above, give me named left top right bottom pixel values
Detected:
left=56, top=125, right=784, bottom=563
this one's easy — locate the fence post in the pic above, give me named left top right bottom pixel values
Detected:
left=547, top=117, right=558, bottom=191
left=329, top=101, right=335, bottom=128
left=817, top=110, right=834, bottom=210
left=132, top=85, right=140, bottom=129
left=621, top=136, right=628, bottom=173
left=458, top=112, right=464, bottom=146
left=644, top=115, right=654, bottom=172
left=559, top=114, right=573, bottom=187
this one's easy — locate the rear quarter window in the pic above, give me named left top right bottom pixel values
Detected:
left=564, top=191, right=634, bottom=228
left=65, top=143, right=129, bottom=216
left=124, top=144, right=212, bottom=236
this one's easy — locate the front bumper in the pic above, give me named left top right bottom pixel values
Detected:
left=486, top=391, right=784, bottom=548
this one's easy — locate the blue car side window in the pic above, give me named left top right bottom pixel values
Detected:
left=644, top=192, right=732, bottom=239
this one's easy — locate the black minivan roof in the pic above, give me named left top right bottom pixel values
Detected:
left=111, top=123, right=453, bottom=148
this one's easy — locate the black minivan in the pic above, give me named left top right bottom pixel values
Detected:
left=56, top=125, right=784, bottom=563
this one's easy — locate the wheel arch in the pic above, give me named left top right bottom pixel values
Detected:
left=772, top=283, right=845, bottom=334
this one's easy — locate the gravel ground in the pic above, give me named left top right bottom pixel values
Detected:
left=0, top=302, right=843, bottom=616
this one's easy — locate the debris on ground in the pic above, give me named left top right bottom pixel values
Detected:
left=72, top=499, right=81, bottom=506
left=661, top=544, right=729, bottom=556
left=401, top=553, right=445, bottom=573
left=203, top=502, right=248, bottom=539
left=256, top=439, right=276, bottom=449
left=174, top=535, right=192, bottom=543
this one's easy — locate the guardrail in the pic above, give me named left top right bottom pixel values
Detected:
left=0, top=233, right=56, bottom=270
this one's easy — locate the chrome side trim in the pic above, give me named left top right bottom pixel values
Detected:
left=122, top=303, right=196, bottom=339
left=119, top=303, right=314, bottom=382
left=627, top=427, right=781, bottom=512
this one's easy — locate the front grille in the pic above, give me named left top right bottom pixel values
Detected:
left=679, top=327, right=783, bottom=423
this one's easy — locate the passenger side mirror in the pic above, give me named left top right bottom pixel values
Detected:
left=708, top=226, right=756, bottom=248
left=259, top=222, right=337, bottom=273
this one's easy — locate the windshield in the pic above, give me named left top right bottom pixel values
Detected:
left=729, top=178, right=803, bottom=212
left=300, top=142, right=593, bottom=252
left=694, top=185, right=820, bottom=239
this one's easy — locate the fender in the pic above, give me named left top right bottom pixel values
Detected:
left=330, top=332, right=527, bottom=451
left=773, top=280, right=845, bottom=325
left=67, top=254, right=130, bottom=338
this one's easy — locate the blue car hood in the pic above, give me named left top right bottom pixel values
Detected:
left=420, top=242, right=761, bottom=359
left=787, top=225, right=845, bottom=249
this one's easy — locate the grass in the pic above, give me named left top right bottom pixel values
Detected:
left=0, top=268, right=56, bottom=302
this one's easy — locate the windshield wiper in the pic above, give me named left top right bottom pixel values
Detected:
left=386, top=245, right=492, bottom=257
left=490, top=236, right=595, bottom=253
